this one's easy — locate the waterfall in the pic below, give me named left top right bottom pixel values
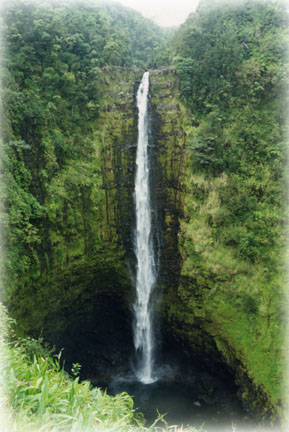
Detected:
left=133, top=71, right=156, bottom=384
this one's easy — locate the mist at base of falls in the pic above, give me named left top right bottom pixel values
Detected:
left=106, top=366, right=260, bottom=432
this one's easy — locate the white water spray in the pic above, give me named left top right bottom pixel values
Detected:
left=133, top=71, right=156, bottom=384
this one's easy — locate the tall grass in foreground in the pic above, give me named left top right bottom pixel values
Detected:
left=0, top=303, right=202, bottom=432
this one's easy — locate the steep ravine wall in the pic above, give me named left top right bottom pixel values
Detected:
left=8, top=67, right=143, bottom=380
left=149, top=71, right=285, bottom=424
left=148, top=69, right=285, bottom=425
left=7, top=67, right=284, bottom=423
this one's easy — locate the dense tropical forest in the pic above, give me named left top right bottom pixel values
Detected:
left=0, top=0, right=288, bottom=431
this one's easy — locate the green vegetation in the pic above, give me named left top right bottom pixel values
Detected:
left=1, top=0, right=288, bottom=428
left=2, top=0, right=169, bottom=294
left=1, top=303, right=204, bottom=432
left=166, top=0, right=288, bottom=418
left=0, top=304, right=141, bottom=431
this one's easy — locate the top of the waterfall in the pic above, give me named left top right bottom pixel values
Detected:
left=137, top=72, right=150, bottom=99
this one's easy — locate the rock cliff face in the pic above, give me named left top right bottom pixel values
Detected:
left=9, top=67, right=143, bottom=380
left=149, top=68, right=186, bottom=293
left=148, top=68, right=284, bottom=424
left=8, top=67, right=284, bottom=424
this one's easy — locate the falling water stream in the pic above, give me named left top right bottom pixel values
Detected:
left=133, top=71, right=156, bottom=384
left=106, top=71, right=260, bottom=431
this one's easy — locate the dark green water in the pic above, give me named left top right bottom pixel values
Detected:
left=107, top=377, right=259, bottom=432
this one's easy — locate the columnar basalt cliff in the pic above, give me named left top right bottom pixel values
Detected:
left=148, top=69, right=285, bottom=424
left=149, top=68, right=187, bottom=294
left=98, top=67, right=142, bottom=258
left=7, top=68, right=144, bottom=380
left=6, top=67, right=285, bottom=424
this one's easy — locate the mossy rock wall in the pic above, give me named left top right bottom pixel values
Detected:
left=7, top=67, right=143, bottom=378
left=149, top=68, right=187, bottom=292
left=6, top=65, right=286, bottom=422
left=149, top=68, right=286, bottom=424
